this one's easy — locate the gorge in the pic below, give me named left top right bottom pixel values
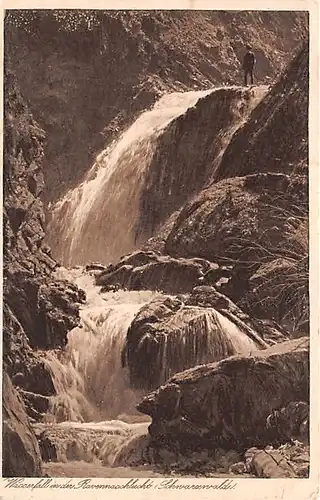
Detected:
left=3, top=10, right=310, bottom=479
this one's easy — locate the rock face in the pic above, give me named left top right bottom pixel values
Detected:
left=3, top=67, right=83, bottom=441
left=151, top=173, right=308, bottom=330
left=164, top=173, right=307, bottom=264
left=3, top=372, right=43, bottom=477
left=143, top=45, right=309, bottom=333
left=5, top=271, right=85, bottom=350
left=5, top=11, right=308, bottom=202
left=123, top=286, right=288, bottom=390
left=137, top=338, right=309, bottom=452
left=214, top=43, right=308, bottom=181
left=138, top=39, right=307, bottom=246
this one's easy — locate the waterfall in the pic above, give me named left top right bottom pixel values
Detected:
left=48, top=89, right=213, bottom=267
left=43, top=268, right=262, bottom=421
left=34, top=268, right=159, bottom=470
left=38, top=268, right=265, bottom=471
left=43, top=267, right=158, bottom=423
left=38, top=86, right=270, bottom=473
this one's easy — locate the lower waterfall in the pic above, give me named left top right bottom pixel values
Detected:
left=36, top=267, right=265, bottom=474
left=36, top=268, right=158, bottom=474
left=43, top=267, right=157, bottom=423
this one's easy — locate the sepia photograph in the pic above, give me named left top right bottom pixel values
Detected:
left=2, top=6, right=314, bottom=486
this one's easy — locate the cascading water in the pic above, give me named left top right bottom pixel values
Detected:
left=157, top=308, right=259, bottom=385
left=38, top=265, right=265, bottom=475
left=48, top=89, right=213, bottom=267
left=44, top=267, right=157, bottom=423
left=37, top=267, right=159, bottom=474
left=48, top=86, right=268, bottom=268
left=38, top=86, right=271, bottom=476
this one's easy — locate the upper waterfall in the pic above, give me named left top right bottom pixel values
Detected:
left=48, top=89, right=213, bottom=267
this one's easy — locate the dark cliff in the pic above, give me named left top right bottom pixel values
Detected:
left=5, top=10, right=308, bottom=202
left=3, top=68, right=85, bottom=431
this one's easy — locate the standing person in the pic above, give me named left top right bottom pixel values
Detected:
left=243, top=45, right=255, bottom=86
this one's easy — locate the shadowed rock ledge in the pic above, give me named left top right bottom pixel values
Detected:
left=137, top=337, right=309, bottom=452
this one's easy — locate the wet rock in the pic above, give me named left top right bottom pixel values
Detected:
left=85, top=262, right=109, bottom=273
left=185, top=286, right=289, bottom=346
left=3, top=372, right=43, bottom=477
left=101, top=283, right=122, bottom=293
left=124, top=294, right=265, bottom=390
left=137, top=338, right=309, bottom=451
left=97, top=250, right=229, bottom=295
left=111, top=434, right=152, bottom=468
left=38, top=434, right=58, bottom=462
left=19, top=390, right=50, bottom=417
left=33, top=422, right=142, bottom=465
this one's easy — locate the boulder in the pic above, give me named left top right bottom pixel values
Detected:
left=96, top=250, right=223, bottom=294
left=124, top=288, right=288, bottom=390
left=137, top=338, right=309, bottom=452
left=3, top=372, right=43, bottom=477
left=123, top=294, right=268, bottom=390
left=4, top=270, right=85, bottom=349
left=184, top=286, right=289, bottom=345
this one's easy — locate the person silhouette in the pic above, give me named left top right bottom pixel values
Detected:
left=243, top=45, right=256, bottom=86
